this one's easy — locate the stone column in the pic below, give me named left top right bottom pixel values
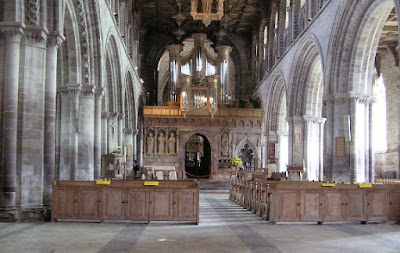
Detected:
left=94, top=88, right=104, bottom=179
left=0, top=24, right=23, bottom=211
left=108, top=112, right=119, bottom=152
left=124, top=128, right=133, bottom=173
left=70, top=86, right=81, bottom=180
left=132, top=128, right=138, bottom=160
left=101, top=112, right=109, bottom=155
left=43, top=33, right=64, bottom=207
left=349, top=97, right=358, bottom=183
left=319, top=118, right=326, bottom=182
left=118, top=113, right=124, bottom=147
left=323, top=95, right=334, bottom=182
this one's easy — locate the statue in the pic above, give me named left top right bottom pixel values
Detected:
left=158, top=132, right=165, bottom=154
left=146, top=133, right=154, bottom=153
left=168, top=133, right=176, bottom=154
left=221, top=133, right=229, bottom=156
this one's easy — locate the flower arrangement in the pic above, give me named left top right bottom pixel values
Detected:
left=230, top=156, right=243, bottom=167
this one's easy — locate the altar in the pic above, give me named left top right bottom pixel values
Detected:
left=144, top=165, right=178, bottom=180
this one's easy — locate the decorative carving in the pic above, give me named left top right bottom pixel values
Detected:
left=75, top=0, right=90, bottom=86
left=25, top=0, right=40, bottom=26
left=146, top=131, right=155, bottom=154
left=57, top=85, right=82, bottom=97
left=221, top=132, right=229, bottom=156
left=25, top=27, right=47, bottom=46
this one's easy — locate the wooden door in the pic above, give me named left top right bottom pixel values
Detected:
left=102, top=188, right=125, bottom=220
left=300, top=190, right=323, bottom=221
left=126, top=189, right=149, bottom=221
left=389, top=190, right=400, bottom=221
left=324, top=191, right=346, bottom=221
left=173, top=189, right=198, bottom=221
left=149, top=189, right=173, bottom=221
left=276, top=190, right=300, bottom=221
left=77, top=187, right=101, bottom=219
left=346, top=191, right=366, bottom=221
left=52, top=187, right=76, bottom=220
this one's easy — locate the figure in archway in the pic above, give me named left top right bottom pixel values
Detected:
left=158, top=132, right=166, bottom=154
left=146, top=133, right=154, bottom=153
left=168, top=132, right=176, bottom=154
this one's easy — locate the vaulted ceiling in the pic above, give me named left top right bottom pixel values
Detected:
left=134, top=0, right=270, bottom=104
left=135, top=0, right=269, bottom=43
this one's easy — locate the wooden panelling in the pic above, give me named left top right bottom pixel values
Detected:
left=52, top=180, right=199, bottom=224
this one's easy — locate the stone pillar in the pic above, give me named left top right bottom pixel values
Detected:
left=71, top=86, right=81, bottom=180
left=57, top=85, right=81, bottom=180
left=304, top=117, right=326, bottom=181
left=277, top=131, right=289, bottom=172
left=319, top=119, right=326, bottom=182
left=43, top=33, right=64, bottom=207
left=101, top=112, right=109, bottom=155
left=349, top=97, right=358, bottom=183
left=132, top=128, right=138, bottom=160
left=108, top=112, right=118, bottom=152
left=124, top=128, right=133, bottom=173
left=94, top=88, right=104, bottom=180
left=0, top=24, right=23, bottom=213
left=118, top=113, right=124, bottom=147
left=78, top=86, right=96, bottom=180
left=323, top=95, right=334, bottom=182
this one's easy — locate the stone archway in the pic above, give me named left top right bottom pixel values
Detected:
left=184, top=134, right=212, bottom=179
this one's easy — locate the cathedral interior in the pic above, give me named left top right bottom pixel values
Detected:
left=1, top=0, right=400, bottom=251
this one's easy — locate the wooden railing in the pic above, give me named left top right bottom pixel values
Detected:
left=230, top=172, right=400, bottom=223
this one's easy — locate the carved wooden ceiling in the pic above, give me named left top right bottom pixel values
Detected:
left=378, top=8, right=399, bottom=53
left=134, top=0, right=268, bottom=43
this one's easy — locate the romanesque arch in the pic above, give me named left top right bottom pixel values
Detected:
left=288, top=36, right=325, bottom=181
left=326, top=0, right=396, bottom=183
left=264, top=71, right=288, bottom=172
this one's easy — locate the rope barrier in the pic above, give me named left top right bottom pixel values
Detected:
left=185, top=171, right=211, bottom=178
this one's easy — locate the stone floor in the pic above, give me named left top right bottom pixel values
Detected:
left=1, top=192, right=400, bottom=253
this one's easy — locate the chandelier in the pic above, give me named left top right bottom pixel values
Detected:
left=190, top=0, right=224, bottom=27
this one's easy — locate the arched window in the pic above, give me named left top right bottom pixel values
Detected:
left=263, top=26, right=268, bottom=60
left=372, top=74, right=387, bottom=152
left=285, top=0, right=290, bottom=29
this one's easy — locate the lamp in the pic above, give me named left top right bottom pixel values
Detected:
left=190, top=0, right=224, bottom=27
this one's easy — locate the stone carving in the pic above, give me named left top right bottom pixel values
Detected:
left=168, top=132, right=176, bottom=154
left=221, top=133, right=229, bottom=156
left=158, top=132, right=166, bottom=154
left=147, top=132, right=154, bottom=153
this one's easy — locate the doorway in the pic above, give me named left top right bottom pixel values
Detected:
left=185, top=134, right=211, bottom=179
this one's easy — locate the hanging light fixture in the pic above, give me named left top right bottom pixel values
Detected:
left=190, top=0, right=224, bottom=27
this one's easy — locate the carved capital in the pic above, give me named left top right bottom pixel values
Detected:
left=118, top=113, right=125, bottom=120
left=57, top=84, right=82, bottom=97
left=124, top=128, right=133, bottom=134
left=95, top=87, right=105, bottom=99
left=0, top=23, right=25, bottom=43
left=47, top=32, right=65, bottom=48
left=303, top=116, right=326, bottom=125
left=24, top=26, right=48, bottom=47
left=349, top=94, right=373, bottom=105
left=109, top=112, right=119, bottom=120
left=101, top=112, right=110, bottom=119
left=80, top=85, right=96, bottom=98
